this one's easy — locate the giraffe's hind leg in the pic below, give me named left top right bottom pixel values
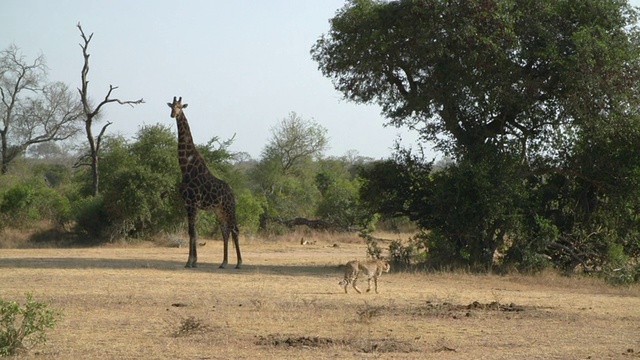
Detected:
left=232, top=225, right=242, bottom=269
left=219, top=226, right=229, bottom=269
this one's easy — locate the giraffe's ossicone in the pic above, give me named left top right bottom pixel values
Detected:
left=167, top=96, right=242, bottom=269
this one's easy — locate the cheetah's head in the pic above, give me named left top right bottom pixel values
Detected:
left=381, top=260, right=391, bottom=273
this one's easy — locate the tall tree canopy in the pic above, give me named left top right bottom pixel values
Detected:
left=261, top=111, right=328, bottom=175
left=251, top=112, right=328, bottom=224
left=312, top=0, right=640, bottom=159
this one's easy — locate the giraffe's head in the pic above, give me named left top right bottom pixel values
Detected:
left=167, top=96, right=188, bottom=118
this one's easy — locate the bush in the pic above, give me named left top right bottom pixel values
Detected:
left=72, top=196, right=109, bottom=239
left=0, top=184, right=37, bottom=226
left=102, top=165, right=182, bottom=240
left=34, top=187, right=72, bottom=229
left=602, top=244, right=638, bottom=285
left=0, top=180, right=71, bottom=229
left=360, top=231, right=383, bottom=259
left=316, top=177, right=368, bottom=228
left=235, top=189, right=264, bottom=235
left=0, top=293, right=61, bottom=356
left=389, top=239, right=415, bottom=266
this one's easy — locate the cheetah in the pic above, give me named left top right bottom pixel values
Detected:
left=338, top=259, right=390, bottom=294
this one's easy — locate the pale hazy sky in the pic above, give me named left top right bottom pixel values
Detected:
left=1, top=0, right=424, bottom=160
left=4, top=1, right=639, bottom=161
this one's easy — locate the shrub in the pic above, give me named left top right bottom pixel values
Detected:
left=34, top=187, right=72, bottom=228
left=235, top=189, right=265, bottom=235
left=360, top=231, right=383, bottom=259
left=72, top=196, right=109, bottom=239
left=0, top=184, right=37, bottom=226
left=0, top=180, right=71, bottom=229
left=389, top=239, right=415, bottom=266
left=0, top=293, right=61, bottom=356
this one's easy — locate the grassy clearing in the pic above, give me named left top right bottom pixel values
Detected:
left=0, top=231, right=639, bottom=359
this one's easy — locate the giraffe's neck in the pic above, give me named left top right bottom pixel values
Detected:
left=175, top=112, right=200, bottom=173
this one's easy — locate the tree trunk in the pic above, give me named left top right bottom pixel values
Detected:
left=91, top=152, right=99, bottom=197
left=1, top=130, right=7, bottom=175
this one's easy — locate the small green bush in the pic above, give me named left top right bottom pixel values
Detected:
left=0, top=179, right=72, bottom=230
left=389, top=239, right=415, bottom=266
left=0, top=293, right=61, bottom=356
left=235, top=189, right=264, bottom=235
left=360, top=231, right=383, bottom=259
left=72, top=195, right=108, bottom=239
left=0, top=184, right=36, bottom=226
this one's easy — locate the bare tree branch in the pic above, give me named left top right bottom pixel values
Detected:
left=75, top=23, right=144, bottom=195
left=92, top=85, right=144, bottom=117
left=0, top=44, right=82, bottom=174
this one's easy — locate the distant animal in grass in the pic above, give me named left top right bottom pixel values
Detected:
left=300, top=237, right=316, bottom=245
left=338, top=259, right=390, bottom=294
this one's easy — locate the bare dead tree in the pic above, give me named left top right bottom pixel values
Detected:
left=0, top=44, right=83, bottom=174
left=75, top=23, right=144, bottom=196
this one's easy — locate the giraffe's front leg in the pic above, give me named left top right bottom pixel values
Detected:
left=186, top=206, right=198, bottom=268
left=219, top=225, right=234, bottom=269
left=186, top=240, right=197, bottom=268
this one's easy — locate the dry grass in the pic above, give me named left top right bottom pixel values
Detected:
left=0, top=232, right=639, bottom=359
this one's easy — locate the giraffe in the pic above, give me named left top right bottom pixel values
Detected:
left=167, top=96, right=242, bottom=269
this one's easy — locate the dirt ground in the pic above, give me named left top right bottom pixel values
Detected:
left=1, top=236, right=639, bottom=359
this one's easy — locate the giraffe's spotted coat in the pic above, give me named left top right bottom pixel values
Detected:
left=167, top=96, right=242, bottom=269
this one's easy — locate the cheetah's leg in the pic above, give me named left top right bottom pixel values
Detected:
left=374, top=276, right=379, bottom=294
left=366, top=278, right=372, bottom=293
left=339, top=279, right=349, bottom=293
left=352, top=277, right=362, bottom=294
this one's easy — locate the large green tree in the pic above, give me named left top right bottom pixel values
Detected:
left=251, top=112, right=328, bottom=227
left=315, top=157, right=370, bottom=229
left=312, top=0, right=640, bottom=159
left=314, top=0, right=640, bottom=271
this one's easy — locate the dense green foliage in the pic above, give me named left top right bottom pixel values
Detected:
left=99, top=126, right=183, bottom=239
left=315, top=0, right=640, bottom=280
left=247, top=112, right=369, bottom=232
left=0, top=175, right=71, bottom=230
left=0, top=119, right=371, bottom=243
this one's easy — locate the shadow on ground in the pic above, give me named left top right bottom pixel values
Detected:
left=0, top=256, right=339, bottom=276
